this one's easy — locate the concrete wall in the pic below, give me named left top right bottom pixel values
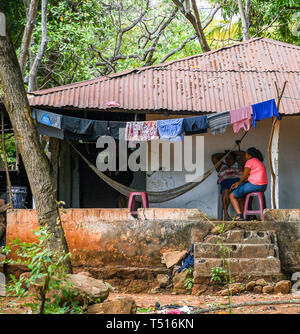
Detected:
left=5, top=208, right=300, bottom=276
left=6, top=208, right=207, bottom=270
left=147, top=116, right=300, bottom=218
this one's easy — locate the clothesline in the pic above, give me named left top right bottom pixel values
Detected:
left=281, top=96, right=300, bottom=101
left=32, top=97, right=280, bottom=143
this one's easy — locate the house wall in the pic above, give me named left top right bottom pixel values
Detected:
left=147, top=116, right=300, bottom=218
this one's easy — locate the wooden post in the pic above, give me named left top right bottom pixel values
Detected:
left=1, top=109, right=13, bottom=206
left=270, top=119, right=280, bottom=209
left=268, top=81, right=287, bottom=209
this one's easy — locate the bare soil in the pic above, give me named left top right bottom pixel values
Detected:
left=1, top=292, right=300, bottom=314
left=109, top=292, right=300, bottom=314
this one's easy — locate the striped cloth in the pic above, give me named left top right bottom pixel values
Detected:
left=207, top=111, right=231, bottom=135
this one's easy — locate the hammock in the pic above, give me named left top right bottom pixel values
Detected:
left=68, top=131, right=248, bottom=203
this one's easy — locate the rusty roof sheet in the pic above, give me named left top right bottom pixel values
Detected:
left=28, top=38, right=300, bottom=115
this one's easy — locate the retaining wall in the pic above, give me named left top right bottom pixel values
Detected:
left=5, top=208, right=300, bottom=279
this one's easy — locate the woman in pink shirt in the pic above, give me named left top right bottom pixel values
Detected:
left=229, top=147, right=268, bottom=221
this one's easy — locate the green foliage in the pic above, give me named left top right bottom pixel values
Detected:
left=183, top=267, right=194, bottom=290
left=1, top=226, right=83, bottom=314
left=210, top=266, right=228, bottom=284
left=212, top=0, right=300, bottom=46
left=0, top=134, right=16, bottom=169
left=137, top=307, right=153, bottom=313
left=4, top=1, right=299, bottom=91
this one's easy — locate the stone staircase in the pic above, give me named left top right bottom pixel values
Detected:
left=193, top=229, right=283, bottom=284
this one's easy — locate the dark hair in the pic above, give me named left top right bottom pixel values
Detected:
left=247, top=147, right=264, bottom=162
left=227, top=152, right=236, bottom=161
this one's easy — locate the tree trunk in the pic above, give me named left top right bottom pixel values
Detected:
left=191, top=0, right=210, bottom=52
left=171, top=0, right=210, bottom=53
left=237, top=0, right=250, bottom=40
left=0, top=33, right=72, bottom=273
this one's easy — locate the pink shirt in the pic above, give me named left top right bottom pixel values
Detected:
left=245, top=158, right=268, bottom=185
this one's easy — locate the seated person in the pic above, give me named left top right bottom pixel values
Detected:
left=212, top=151, right=245, bottom=221
left=229, top=147, right=268, bottom=221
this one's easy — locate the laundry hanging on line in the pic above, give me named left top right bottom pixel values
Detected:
left=183, top=115, right=208, bottom=135
left=32, top=109, right=126, bottom=141
left=207, top=111, right=231, bottom=135
left=157, top=118, right=184, bottom=142
left=251, top=99, right=280, bottom=128
left=125, top=121, right=159, bottom=142
left=33, top=96, right=280, bottom=142
left=230, top=106, right=252, bottom=134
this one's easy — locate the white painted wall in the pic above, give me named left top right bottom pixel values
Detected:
left=147, top=116, right=300, bottom=218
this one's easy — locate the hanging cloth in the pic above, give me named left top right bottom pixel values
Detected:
left=230, top=106, right=252, bottom=133
left=125, top=121, right=159, bottom=142
left=251, top=99, right=279, bottom=128
left=207, top=111, right=231, bottom=135
left=157, top=118, right=184, bottom=142
left=107, top=121, right=126, bottom=140
left=183, top=116, right=208, bottom=135
left=32, top=109, right=126, bottom=141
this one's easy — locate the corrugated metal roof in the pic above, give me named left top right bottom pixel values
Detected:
left=28, top=37, right=300, bottom=115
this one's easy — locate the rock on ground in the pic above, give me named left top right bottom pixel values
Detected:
left=172, top=269, right=192, bottom=294
left=157, top=274, right=169, bottom=288
left=87, top=297, right=136, bottom=314
left=246, top=281, right=257, bottom=291
left=66, top=274, right=110, bottom=304
left=218, top=283, right=245, bottom=296
left=262, top=285, right=274, bottom=294
left=255, top=279, right=268, bottom=287
left=253, top=285, right=263, bottom=293
left=161, top=251, right=187, bottom=269
left=274, top=280, right=291, bottom=294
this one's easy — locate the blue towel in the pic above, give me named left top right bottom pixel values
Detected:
left=251, top=99, right=280, bottom=128
left=183, top=116, right=208, bottom=135
left=178, top=244, right=194, bottom=273
left=157, top=118, right=184, bottom=142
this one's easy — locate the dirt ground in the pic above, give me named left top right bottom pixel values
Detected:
left=109, top=292, right=300, bottom=314
left=1, top=292, right=300, bottom=314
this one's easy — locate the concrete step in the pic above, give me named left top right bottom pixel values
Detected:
left=195, top=230, right=277, bottom=245
left=194, top=257, right=281, bottom=283
left=194, top=243, right=278, bottom=259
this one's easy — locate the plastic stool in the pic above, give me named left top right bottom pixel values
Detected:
left=128, top=192, right=149, bottom=215
left=243, top=192, right=266, bottom=221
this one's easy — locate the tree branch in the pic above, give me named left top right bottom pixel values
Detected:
left=19, top=0, right=39, bottom=78
left=191, top=0, right=210, bottom=52
left=158, top=33, right=197, bottom=63
left=28, top=0, right=48, bottom=92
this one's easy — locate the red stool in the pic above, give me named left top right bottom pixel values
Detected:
left=128, top=192, right=149, bottom=215
left=243, top=192, right=266, bottom=221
